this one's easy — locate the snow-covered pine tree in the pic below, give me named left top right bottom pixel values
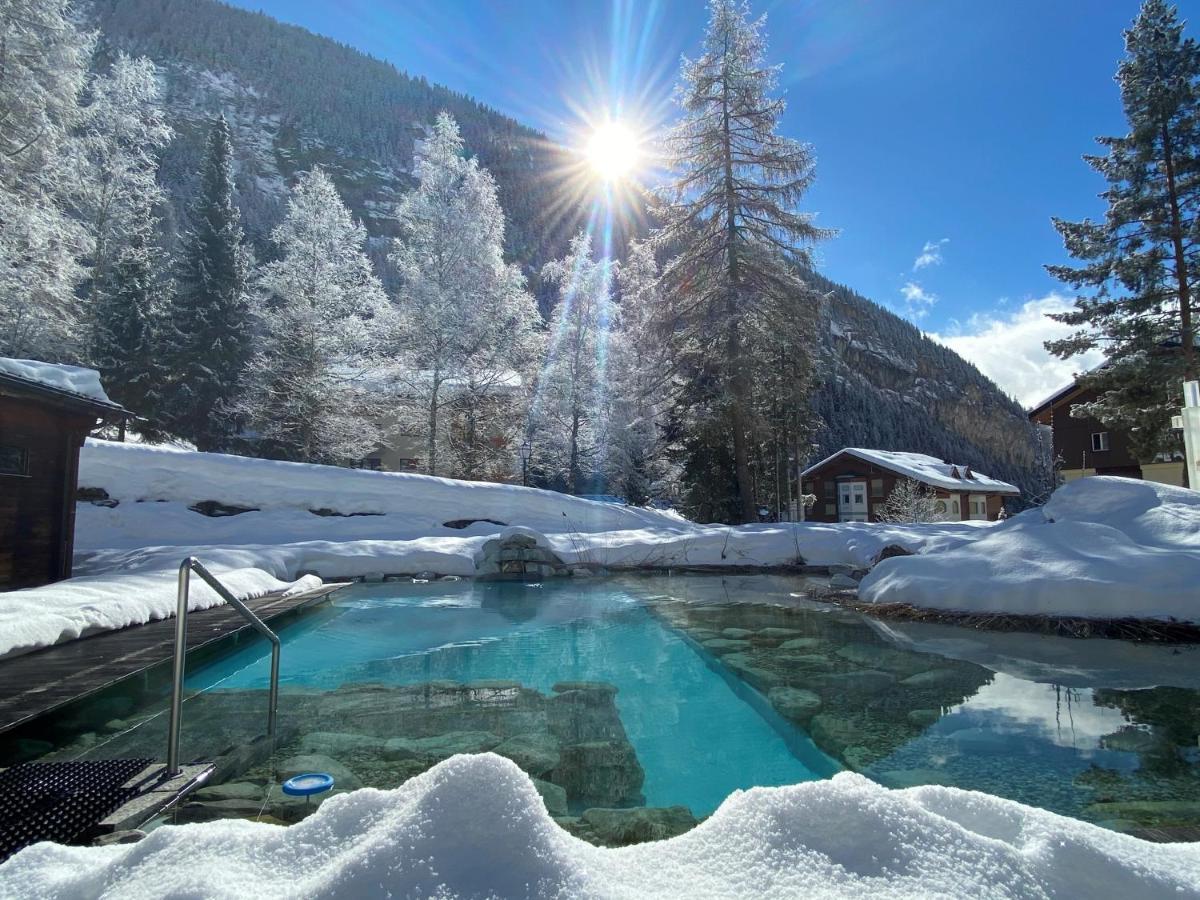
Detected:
left=162, top=116, right=255, bottom=450
left=1046, top=0, right=1200, bottom=464
left=654, top=0, right=830, bottom=523
left=0, top=0, right=94, bottom=360
left=68, top=54, right=173, bottom=322
left=532, top=231, right=614, bottom=494
left=606, top=240, right=673, bottom=504
left=388, top=112, right=540, bottom=479
left=876, top=479, right=942, bottom=525
left=236, top=168, right=389, bottom=464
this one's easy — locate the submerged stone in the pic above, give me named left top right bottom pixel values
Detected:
left=899, top=669, right=961, bottom=688
left=382, top=731, right=502, bottom=761
left=493, top=732, right=562, bottom=776
left=532, top=778, right=569, bottom=817
left=720, top=628, right=754, bottom=639
left=193, top=782, right=264, bottom=802
left=778, top=637, right=822, bottom=652
left=299, top=732, right=386, bottom=756
left=701, top=638, right=752, bottom=655
left=576, top=805, right=698, bottom=847
left=552, top=681, right=618, bottom=696
left=549, top=740, right=645, bottom=808
left=722, top=653, right=782, bottom=690
left=767, top=687, right=822, bottom=723
left=906, top=708, right=941, bottom=728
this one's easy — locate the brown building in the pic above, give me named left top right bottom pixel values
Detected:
left=1027, top=381, right=1185, bottom=486
left=0, top=360, right=129, bottom=590
left=801, top=448, right=1019, bottom=523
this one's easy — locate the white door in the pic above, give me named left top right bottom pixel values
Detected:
left=838, top=480, right=868, bottom=522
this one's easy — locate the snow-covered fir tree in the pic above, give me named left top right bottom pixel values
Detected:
left=388, top=112, right=541, bottom=479
left=0, top=0, right=94, bottom=360
left=235, top=168, right=388, bottom=464
left=654, top=0, right=830, bottom=523
left=1046, top=0, right=1200, bottom=465
left=162, top=116, right=255, bottom=450
left=67, top=54, right=172, bottom=320
left=606, top=240, right=673, bottom=504
left=532, top=232, right=614, bottom=494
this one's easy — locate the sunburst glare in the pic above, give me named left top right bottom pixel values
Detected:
left=586, top=120, right=641, bottom=181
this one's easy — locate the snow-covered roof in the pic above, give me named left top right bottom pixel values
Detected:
left=803, top=448, right=1020, bottom=495
left=0, top=357, right=123, bottom=409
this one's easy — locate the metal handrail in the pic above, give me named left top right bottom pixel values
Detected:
left=166, top=557, right=281, bottom=775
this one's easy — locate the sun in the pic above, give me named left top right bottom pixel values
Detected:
left=585, top=121, right=640, bottom=181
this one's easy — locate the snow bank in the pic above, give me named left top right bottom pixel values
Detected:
left=0, top=357, right=113, bottom=404
left=80, top=439, right=691, bottom=535
left=860, top=477, right=1200, bottom=621
left=3, top=755, right=1195, bottom=899
left=0, top=564, right=310, bottom=660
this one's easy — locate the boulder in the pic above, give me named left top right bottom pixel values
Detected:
left=767, top=687, right=822, bottom=723
left=276, top=754, right=362, bottom=791
left=382, top=731, right=502, bottom=762
left=493, top=732, right=562, bottom=776
left=816, top=669, right=896, bottom=696
left=552, top=682, right=618, bottom=697
left=722, top=653, right=782, bottom=691
left=577, top=806, right=698, bottom=847
left=720, top=628, right=754, bottom=639
left=829, top=574, right=859, bottom=590
left=774, top=652, right=834, bottom=672
left=778, top=637, right=822, bottom=652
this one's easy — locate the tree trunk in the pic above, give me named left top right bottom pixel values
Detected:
left=721, top=37, right=756, bottom=525
left=426, top=375, right=440, bottom=477
left=1161, top=121, right=1196, bottom=381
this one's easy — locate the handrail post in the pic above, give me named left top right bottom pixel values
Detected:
left=166, top=558, right=194, bottom=776
left=165, top=556, right=283, bottom=777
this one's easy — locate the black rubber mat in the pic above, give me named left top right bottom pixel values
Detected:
left=0, top=758, right=153, bottom=861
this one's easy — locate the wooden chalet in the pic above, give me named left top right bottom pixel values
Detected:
left=801, top=448, right=1019, bottom=523
left=0, top=359, right=130, bottom=590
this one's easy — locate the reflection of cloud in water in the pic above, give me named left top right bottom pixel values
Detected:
left=949, top=673, right=1129, bottom=750
left=865, top=618, right=1200, bottom=690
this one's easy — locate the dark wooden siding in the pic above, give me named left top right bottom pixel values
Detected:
left=0, top=396, right=93, bottom=589
left=1032, top=386, right=1143, bottom=475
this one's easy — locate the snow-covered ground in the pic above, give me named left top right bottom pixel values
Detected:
left=859, top=476, right=1200, bottom=621
left=3, top=754, right=1196, bottom=899
left=0, top=439, right=984, bottom=659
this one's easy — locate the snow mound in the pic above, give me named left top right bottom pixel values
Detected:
left=3, top=754, right=1195, bottom=899
left=0, top=357, right=113, bottom=404
left=80, top=439, right=689, bottom=534
left=860, top=477, right=1200, bottom=621
left=0, top=564, right=311, bottom=660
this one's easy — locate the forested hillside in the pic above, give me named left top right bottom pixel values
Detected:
left=88, top=0, right=1041, bottom=497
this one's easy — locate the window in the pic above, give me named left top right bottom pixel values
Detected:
left=1091, top=432, right=1110, bottom=452
left=870, top=477, right=884, bottom=498
left=823, top=480, right=835, bottom=498
left=824, top=503, right=836, bottom=516
left=0, top=445, right=28, bottom=477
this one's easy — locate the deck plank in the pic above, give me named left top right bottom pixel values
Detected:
left=0, top=583, right=343, bottom=734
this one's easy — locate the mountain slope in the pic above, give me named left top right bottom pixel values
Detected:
left=91, top=0, right=1040, bottom=496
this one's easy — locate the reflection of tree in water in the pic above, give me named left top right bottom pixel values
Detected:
left=1093, top=687, right=1200, bottom=779
left=1053, top=684, right=1085, bottom=749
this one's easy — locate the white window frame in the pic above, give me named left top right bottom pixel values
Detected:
left=1091, top=432, right=1109, bottom=452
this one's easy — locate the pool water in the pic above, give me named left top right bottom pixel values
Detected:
left=186, top=578, right=838, bottom=814
left=12, top=573, right=1200, bottom=842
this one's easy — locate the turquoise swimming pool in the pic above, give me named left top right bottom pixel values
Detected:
left=10, top=573, right=1200, bottom=844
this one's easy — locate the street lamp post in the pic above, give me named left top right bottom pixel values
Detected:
left=519, top=440, right=532, bottom=487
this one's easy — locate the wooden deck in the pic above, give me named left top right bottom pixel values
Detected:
left=0, top=583, right=343, bottom=734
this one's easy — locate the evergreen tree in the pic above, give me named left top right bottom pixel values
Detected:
left=89, top=201, right=169, bottom=428
left=162, top=116, right=254, bottom=450
left=388, top=112, right=540, bottom=478
left=532, top=232, right=614, bottom=494
left=235, top=168, right=388, bottom=463
left=1046, top=0, right=1200, bottom=463
left=654, top=0, right=830, bottom=523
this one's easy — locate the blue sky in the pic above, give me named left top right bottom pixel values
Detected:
left=227, top=0, right=1186, bottom=405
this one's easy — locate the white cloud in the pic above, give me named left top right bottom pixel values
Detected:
left=900, top=281, right=937, bottom=320
left=913, top=238, right=948, bottom=271
left=927, top=294, right=1106, bottom=409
